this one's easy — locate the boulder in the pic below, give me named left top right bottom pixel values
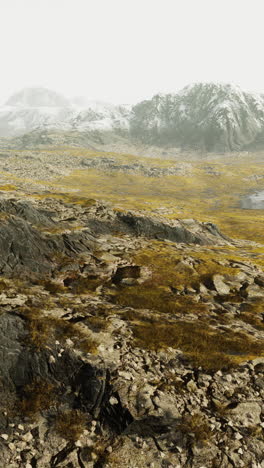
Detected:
left=212, top=275, right=230, bottom=296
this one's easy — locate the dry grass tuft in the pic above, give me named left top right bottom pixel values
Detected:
left=240, top=299, right=264, bottom=331
left=19, top=379, right=57, bottom=418
left=70, top=276, right=103, bottom=294
left=54, top=409, right=88, bottom=441
left=177, top=413, right=213, bottom=445
left=19, top=306, right=98, bottom=353
left=42, top=280, right=65, bottom=294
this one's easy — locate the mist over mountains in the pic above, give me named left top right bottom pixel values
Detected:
left=1, top=83, right=264, bottom=151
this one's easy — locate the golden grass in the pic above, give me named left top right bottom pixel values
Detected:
left=111, top=243, right=243, bottom=318
left=177, top=413, right=213, bottom=445
left=131, top=319, right=264, bottom=370
left=54, top=409, right=87, bottom=441
left=20, top=306, right=98, bottom=353
left=132, top=243, right=240, bottom=290
left=240, top=299, right=264, bottom=331
left=49, top=151, right=264, bottom=242
left=114, top=283, right=208, bottom=315
left=19, top=379, right=57, bottom=418
left=0, top=184, right=17, bottom=191
left=5, top=145, right=257, bottom=245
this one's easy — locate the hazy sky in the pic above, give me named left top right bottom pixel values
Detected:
left=1, top=0, right=264, bottom=104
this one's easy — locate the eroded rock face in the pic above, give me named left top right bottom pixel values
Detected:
left=0, top=198, right=55, bottom=226
left=0, top=215, right=98, bottom=275
left=0, top=312, right=132, bottom=432
left=0, top=197, right=101, bottom=275
left=87, top=211, right=230, bottom=246
left=0, top=215, right=54, bottom=274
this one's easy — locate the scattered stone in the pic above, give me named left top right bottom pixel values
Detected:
left=213, top=274, right=230, bottom=295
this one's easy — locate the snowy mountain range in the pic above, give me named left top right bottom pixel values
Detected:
left=2, top=84, right=264, bottom=151
left=0, top=87, right=130, bottom=137
left=130, top=83, right=264, bottom=151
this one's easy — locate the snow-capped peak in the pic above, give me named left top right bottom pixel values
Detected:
left=0, top=87, right=130, bottom=136
left=6, top=87, right=71, bottom=108
left=130, top=82, right=264, bottom=151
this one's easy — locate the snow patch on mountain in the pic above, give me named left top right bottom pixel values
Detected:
left=6, top=87, right=71, bottom=108
left=0, top=88, right=130, bottom=136
left=130, top=82, right=264, bottom=151
left=71, top=101, right=131, bottom=131
left=2, top=84, right=264, bottom=151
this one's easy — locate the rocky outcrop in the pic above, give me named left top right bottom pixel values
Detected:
left=0, top=198, right=55, bottom=226
left=0, top=198, right=230, bottom=276
left=0, top=205, right=97, bottom=275
left=86, top=211, right=230, bottom=246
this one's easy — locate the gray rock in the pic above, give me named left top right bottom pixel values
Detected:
left=0, top=202, right=97, bottom=275
left=0, top=312, right=133, bottom=435
left=246, top=284, right=264, bottom=298
left=229, top=402, right=262, bottom=427
left=213, top=275, right=230, bottom=295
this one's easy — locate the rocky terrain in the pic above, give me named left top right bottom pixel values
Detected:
left=0, top=190, right=263, bottom=467
left=3, top=83, right=264, bottom=152
left=0, top=149, right=192, bottom=186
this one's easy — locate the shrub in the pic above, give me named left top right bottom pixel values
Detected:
left=42, top=280, right=65, bottom=294
left=70, top=276, right=103, bottom=294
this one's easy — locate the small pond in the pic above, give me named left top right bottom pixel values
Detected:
left=241, top=191, right=264, bottom=209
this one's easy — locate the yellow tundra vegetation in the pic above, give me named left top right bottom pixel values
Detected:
left=48, top=149, right=264, bottom=242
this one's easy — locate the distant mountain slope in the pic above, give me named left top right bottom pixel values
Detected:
left=71, top=101, right=131, bottom=132
left=130, top=83, right=264, bottom=151
left=0, top=106, right=73, bottom=137
left=0, top=88, right=130, bottom=137
left=2, top=84, right=264, bottom=151
left=0, top=88, right=72, bottom=136
left=6, top=87, right=70, bottom=107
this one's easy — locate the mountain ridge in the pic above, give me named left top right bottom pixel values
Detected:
left=130, top=82, right=264, bottom=151
left=2, top=83, right=264, bottom=151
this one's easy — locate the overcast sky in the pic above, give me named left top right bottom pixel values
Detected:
left=1, top=0, right=264, bottom=104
